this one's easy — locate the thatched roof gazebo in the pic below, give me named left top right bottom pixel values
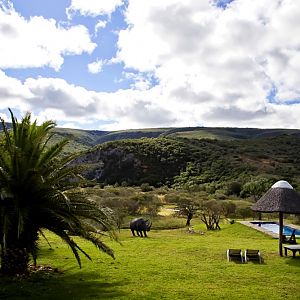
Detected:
left=252, top=180, right=300, bottom=256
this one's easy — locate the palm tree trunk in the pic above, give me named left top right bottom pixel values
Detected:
left=1, top=246, right=29, bottom=276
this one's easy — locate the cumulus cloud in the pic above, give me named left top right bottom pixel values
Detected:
left=0, top=70, right=33, bottom=111
left=2, top=0, right=300, bottom=130
left=95, top=20, right=107, bottom=36
left=67, top=0, right=124, bottom=18
left=113, top=0, right=300, bottom=128
left=0, top=69, right=178, bottom=129
left=88, top=59, right=105, bottom=74
left=0, top=4, right=96, bottom=70
left=123, top=72, right=155, bottom=90
left=0, top=112, right=9, bottom=122
left=1, top=68, right=300, bottom=130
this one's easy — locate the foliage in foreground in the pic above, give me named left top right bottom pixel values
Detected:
left=0, top=110, right=117, bottom=276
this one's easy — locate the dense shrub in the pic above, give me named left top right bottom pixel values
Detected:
left=140, top=183, right=153, bottom=192
left=226, top=182, right=242, bottom=196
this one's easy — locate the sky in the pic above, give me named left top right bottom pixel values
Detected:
left=1, top=0, right=300, bottom=130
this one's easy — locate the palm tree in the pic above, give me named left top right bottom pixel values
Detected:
left=0, top=109, right=117, bottom=276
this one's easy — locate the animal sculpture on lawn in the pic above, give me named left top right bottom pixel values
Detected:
left=130, top=218, right=152, bottom=237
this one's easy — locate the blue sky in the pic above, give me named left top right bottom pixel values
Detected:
left=5, top=0, right=130, bottom=92
left=1, top=0, right=300, bottom=130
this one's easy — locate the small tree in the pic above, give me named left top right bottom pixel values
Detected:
left=221, top=201, right=237, bottom=218
left=130, top=194, right=162, bottom=216
left=176, top=198, right=200, bottom=226
left=200, top=200, right=222, bottom=230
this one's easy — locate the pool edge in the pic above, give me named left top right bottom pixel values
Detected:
left=239, top=221, right=300, bottom=239
left=239, top=220, right=279, bottom=238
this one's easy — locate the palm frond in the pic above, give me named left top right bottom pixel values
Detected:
left=0, top=109, right=117, bottom=275
left=49, top=227, right=83, bottom=267
left=38, top=229, right=52, bottom=249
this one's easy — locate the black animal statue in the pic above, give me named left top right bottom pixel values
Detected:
left=130, top=218, right=152, bottom=237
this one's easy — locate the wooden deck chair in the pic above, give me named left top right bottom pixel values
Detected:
left=283, top=230, right=297, bottom=244
left=227, top=249, right=243, bottom=262
left=244, top=249, right=262, bottom=263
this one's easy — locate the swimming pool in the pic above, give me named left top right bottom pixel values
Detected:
left=251, top=221, right=300, bottom=237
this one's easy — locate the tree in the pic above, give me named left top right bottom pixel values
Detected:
left=226, top=181, right=242, bottom=196
left=176, top=198, right=200, bottom=226
left=130, top=193, right=162, bottom=216
left=0, top=110, right=117, bottom=276
left=221, top=201, right=237, bottom=218
left=241, top=178, right=271, bottom=200
left=200, top=200, right=222, bottom=230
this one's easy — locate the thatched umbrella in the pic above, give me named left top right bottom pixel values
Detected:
left=252, top=180, right=300, bottom=256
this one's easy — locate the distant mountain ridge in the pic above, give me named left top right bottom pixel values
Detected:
left=50, top=126, right=300, bottom=153
left=2, top=123, right=300, bottom=154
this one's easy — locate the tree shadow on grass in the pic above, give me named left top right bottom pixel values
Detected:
left=0, top=270, right=128, bottom=300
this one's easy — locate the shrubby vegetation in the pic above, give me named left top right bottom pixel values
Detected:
left=76, top=134, right=300, bottom=194
left=69, top=134, right=300, bottom=229
left=83, top=184, right=257, bottom=231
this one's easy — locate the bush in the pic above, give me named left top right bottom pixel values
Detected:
left=221, top=201, right=237, bottom=218
left=140, top=183, right=153, bottom=192
left=130, top=194, right=161, bottom=216
left=226, top=181, right=242, bottom=196
left=236, top=206, right=255, bottom=219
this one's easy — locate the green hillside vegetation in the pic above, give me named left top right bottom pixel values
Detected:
left=4, top=122, right=299, bottom=193
left=75, top=134, right=300, bottom=195
left=48, top=128, right=108, bottom=154
left=76, top=137, right=191, bottom=186
left=94, top=128, right=167, bottom=144
left=167, top=127, right=300, bottom=140
left=44, top=126, right=300, bottom=155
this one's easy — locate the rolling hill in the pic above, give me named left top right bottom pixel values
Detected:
left=73, top=133, right=300, bottom=191
left=48, top=126, right=300, bottom=154
left=2, top=123, right=300, bottom=190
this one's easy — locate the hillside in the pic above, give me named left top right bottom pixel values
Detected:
left=49, top=126, right=300, bottom=153
left=2, top=123, right=299, bottom=189
left=73, top=134, right=300, bottom=190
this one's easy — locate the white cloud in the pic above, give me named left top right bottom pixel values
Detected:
left=1, top=69, right=300, bottom=130
left=0, top=4, right=96, bottom=71
left=95, top=20, right=107, bottom=35
left=0, top=112, right=9, bottom=122
left=67, top=0, right=124, bottom=18
left=0, top=70, right=33, bottom=111
left=123, top=72, right=154, bottom=90
left=2, top=0, right=300, bottom=130
left=88, top=59, right=105, bottom=74
left=112, top=0, right=300, bottom=128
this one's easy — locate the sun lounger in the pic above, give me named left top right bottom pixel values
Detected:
left=227, top=249, right=243, bottom=262
left=244, top=249, right=262, bottom=263
left=283, top=229, right=297, bottom=244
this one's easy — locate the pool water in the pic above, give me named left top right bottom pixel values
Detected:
left=251, top=222, right=300, bottom=237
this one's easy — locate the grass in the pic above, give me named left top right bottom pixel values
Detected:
left=170, top=130, right=221, bottom=140
left=1, top=222, right=300, bottom=299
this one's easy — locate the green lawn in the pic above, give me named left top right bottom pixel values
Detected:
left=1, top=223, right=300, bottom=300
